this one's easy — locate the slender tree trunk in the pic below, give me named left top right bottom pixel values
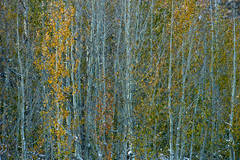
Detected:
left=101, top=1, right=107, bottom=158
left=70, top=16, right=80, bottom=160
left=124, top=0, right=133, bottom=159
left=75, top=1, right=83, bottom=158
left=17, top=3, right=26, bottom=159
left=209, top=1, right=217, bottom=158
left=114, top=3, right=122, bottom=158
left=95, top=1, right=103, bottom=158
left=85, top=0, right=96, bottom=158
left=175, top=41, right=185, bottom=160
left=229, top=6, right=236, bottom=160
left=168, top=1, right=174, bottom=160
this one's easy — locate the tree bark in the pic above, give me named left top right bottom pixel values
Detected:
left=229, top=6, right=236, bottom=160
left=17, top=2, right=26, bottom=159
left=168, top=1, right=174, bottom=160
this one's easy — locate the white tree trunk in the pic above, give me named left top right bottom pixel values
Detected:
left=17, top=2, right=26, bottom=159
left=229, top=7, right=236, bottom=160
left=168, top=1, right=174, bottom=160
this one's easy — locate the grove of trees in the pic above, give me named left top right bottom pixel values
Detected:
left=0, top=0, right=240, bottom=159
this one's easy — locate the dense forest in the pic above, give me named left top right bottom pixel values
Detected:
left=1, top=0, right=240, bottom=159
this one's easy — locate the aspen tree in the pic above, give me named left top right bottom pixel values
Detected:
left=17, top=2, right=26, bottom=159
left=229, top=3, right=236, bottom=159
left=74, top=0, right=83, bottom=158
left=3, top=0, right=240, bottom=159
left=168, top=1, right=174, bottom=159
left=85, top=0, right=96, bottom=158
